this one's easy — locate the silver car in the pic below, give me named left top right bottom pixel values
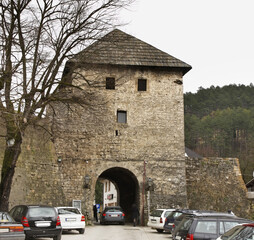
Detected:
left=100, top=206, right=125, bottom=225
left=0, top=212, right=25, bottom=240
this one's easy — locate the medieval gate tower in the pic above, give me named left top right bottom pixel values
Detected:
left=51, top=29, right=192, bottom=223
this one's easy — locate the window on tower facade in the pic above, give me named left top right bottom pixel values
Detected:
left=106, top=77, right=115, bottom=89
left=138, top=79, right=147, bottom=91
left=117, top=110, right=127, bottom=123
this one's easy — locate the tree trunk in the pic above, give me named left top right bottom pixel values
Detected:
left=0, top=132, right=22, bottom=211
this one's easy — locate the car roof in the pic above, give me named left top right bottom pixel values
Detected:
left=183, top=213, right=251, bottom=221
left=104, top=206, right=122, bottom=209
left=56, top=206, right=79, bottom=209
left=154, top=208, right=175, bottom=211
left=26, top=205, right=53, bottom=208
left=243, top=223, right=254, bottom=227
left=190, top=212, right=237, bottom=217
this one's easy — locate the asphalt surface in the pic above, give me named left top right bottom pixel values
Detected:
left=60, top=224, right=172, bottom=240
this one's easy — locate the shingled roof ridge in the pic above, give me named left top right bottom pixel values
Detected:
left=74, top=28, right=192, bottom=74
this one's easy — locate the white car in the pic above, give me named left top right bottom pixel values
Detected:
left=147, top=208, right=175, bottom=233
left=55, top=207, right=85, bottom=234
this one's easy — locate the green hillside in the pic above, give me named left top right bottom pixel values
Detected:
left=184, top=84, right=254, bottom=183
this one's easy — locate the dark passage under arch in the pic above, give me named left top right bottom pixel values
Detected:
left=99, top=167, right=139, bottom=222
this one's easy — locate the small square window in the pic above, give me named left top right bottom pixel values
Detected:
left=138, top=79, right=147, bottom=91
left=117, top=110, right=127, bottom=123
left=106, top=77, right=115, bottom=89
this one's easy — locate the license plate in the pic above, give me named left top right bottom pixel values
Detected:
left=35, top=221, right=51, bottom=227
left=66, top=218, right=76, bottom=221
left=175, top=235, right=182, bottom=240
left=0, top=228, right=9, bottom=232
left=111, top=214, right=118, bottom=217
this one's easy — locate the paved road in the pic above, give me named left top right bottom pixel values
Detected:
left=60, top=224, right=172, bottom=240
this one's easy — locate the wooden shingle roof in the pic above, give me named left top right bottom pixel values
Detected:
left=75, top=29, right=192, bottom=75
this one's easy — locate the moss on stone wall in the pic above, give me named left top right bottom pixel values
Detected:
left=0, top=120, right=65, bottom=209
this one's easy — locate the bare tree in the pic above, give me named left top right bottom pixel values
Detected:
left=0, top=0, right=133, bottom=211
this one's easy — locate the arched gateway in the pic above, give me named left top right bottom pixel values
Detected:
left=99, top=167, right=139, bottom=221
left=50, top=29, right=192, bottom=224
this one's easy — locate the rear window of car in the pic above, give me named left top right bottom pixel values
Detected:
left=179, top=217, right=194, bottom=231
left=164, top=211, right=174, bottom=218
left=58, top=208, right=80, bottom=215
left=0, top=212, right=14, bottom=222
left=150, top=210, right=163, bottom=217
left=174, top=212, right=183, bottom=218
left=195, top=221, right=217, bottom=234
left=28, top=207, right=56, bottom=217
left=107, top=209, right=122, bottom=212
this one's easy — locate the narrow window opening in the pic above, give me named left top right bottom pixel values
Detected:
left=117, top=110, right=127, bottom=123
left=138, top=79, right=147, bottom=91
left=106, top=77, right=115, bottom=89
left=115, top=130, right=119, bottom=136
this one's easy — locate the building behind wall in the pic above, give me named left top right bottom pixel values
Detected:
left=101, top=179, right=118, bottom=208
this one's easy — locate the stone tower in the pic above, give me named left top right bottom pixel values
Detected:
left=51, top=29, right=192, bottom=223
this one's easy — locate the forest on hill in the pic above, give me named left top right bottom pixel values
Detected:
left=184, top=84, right=254, bottom=183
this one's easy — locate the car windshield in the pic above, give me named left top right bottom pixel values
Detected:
left=28, top=207, right=56, bottom=217
left=58, top=208, right=80, bottom=215
left=0, top=212, right=14, bottom=222
left=150, top=210, right=163, bottom=217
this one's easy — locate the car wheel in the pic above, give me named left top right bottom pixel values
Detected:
left=53, top=234, right=62, bottom=240
left=156, top=229, right=164, bottom=233
left=79, top=228, right=85, bottom=234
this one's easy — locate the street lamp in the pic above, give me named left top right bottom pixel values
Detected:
left=84, top=175, right=91, bottom=189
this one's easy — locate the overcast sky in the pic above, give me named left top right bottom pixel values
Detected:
left=119, top=0, right=254, bottom=93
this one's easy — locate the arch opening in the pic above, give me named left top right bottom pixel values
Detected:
left=98, top=167, right=140, bottom=222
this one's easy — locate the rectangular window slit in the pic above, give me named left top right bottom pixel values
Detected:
left=117, top=110, right=127, bottom=123
left=106, top=77, right=115, bottom=89
left=138, top=79, right=147, bottom=91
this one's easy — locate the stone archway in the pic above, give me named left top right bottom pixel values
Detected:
left=99, top=167, right=140, bottom=222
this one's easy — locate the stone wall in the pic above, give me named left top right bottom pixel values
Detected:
left=186, top=157, right=251, bottom=218
left=0, top=122, right=65, bottom=209
left=0, top=63, right=252, bottom=220
left=0, top=127, right=251, bottom=219
left=49, top=64, right=188, bottom=219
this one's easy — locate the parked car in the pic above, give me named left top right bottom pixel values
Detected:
left=55, top=207, right=85, bottom=234
left=9, top=205, right=62, bottom=240
left=217, top=223, right=254, bottom=240
left=172, top=212, right=253, bottom=240
left=0, top=212, right=25, bottom=240
left=147, top=208, right=175, bottom=233
left=167, top=210, right=219, bottom=233
left=164, top=209, right=199, bottom=233
left=100, top=206, right=125, bottom=225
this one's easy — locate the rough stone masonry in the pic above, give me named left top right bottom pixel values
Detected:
left=0, top=29, right=251, bottom=222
